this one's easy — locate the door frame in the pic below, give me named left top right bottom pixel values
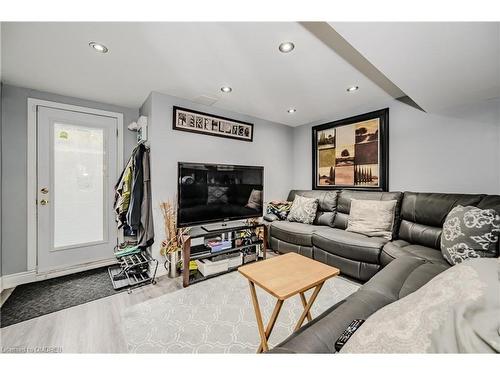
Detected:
left=27, top=98, right=124, bottom=275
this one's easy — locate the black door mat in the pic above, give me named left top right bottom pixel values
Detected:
left=1, top=266, right=123, bottom=328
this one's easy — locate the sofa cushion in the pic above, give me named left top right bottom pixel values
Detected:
left=381, top=240, right=450, bottom=267
left=313, top=247, right=380, bottom=281
left=287, top=190, right=339, bottom=226
left=270, top=257, right=447, bottom=353
left=270, top=221, right=321, bottom=247
left=312, top=228, right=388, bottom=264
left=269, top=236, right=313, bottom=258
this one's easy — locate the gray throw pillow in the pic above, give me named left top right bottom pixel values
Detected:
left=346, top=199, right=398, bottom=240
left=287, top=195, right=319, bottom=225
left=441, top=205, right=500, bottom=265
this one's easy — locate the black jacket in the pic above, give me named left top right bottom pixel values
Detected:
left=126, top=144, right=145, bottom=230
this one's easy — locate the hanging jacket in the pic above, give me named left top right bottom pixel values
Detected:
left=137, top=147, right=154, bottom=248
left=114, top=153, right=134, bottom=228
left=126, top=144, right=145, bottom=231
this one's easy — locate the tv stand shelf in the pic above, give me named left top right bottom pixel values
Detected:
left=189, top=262, right=258, bottom=285
left=181, top=222, right=267, bottom=287
left=190, top=240, right=264, bottom=261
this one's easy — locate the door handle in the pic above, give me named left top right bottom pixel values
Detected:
left=41, top=187, right=49, bottom=194
left=40, top=199, right=49, bottom=206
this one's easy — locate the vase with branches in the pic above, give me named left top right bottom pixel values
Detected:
left=159, top=199, right=189, bottom=277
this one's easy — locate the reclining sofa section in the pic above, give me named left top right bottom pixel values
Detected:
left=267, top=189, right=500, bottom=282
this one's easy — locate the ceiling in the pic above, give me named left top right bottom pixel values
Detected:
left=331, top=22, right=500, bottom=113
left=1, top=22, right=499, bottom=126
left=1, top=22, right=392, bottom=126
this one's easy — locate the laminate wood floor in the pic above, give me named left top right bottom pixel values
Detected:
left=0, top=274, right=183, bottom=353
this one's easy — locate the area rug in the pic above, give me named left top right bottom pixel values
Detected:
left=0, top=266, right=120, bottom=328
left=122, top=271, right=360, bottom=353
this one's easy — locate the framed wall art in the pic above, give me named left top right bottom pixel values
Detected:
left=173, top=106, right=254, bottom=142
left=312, top=108, right=389, bottom=191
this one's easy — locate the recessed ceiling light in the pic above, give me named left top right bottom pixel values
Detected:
left=221, top=86, right=232, bottom=93
left=279, top=42, right=295, bottom=53
left=89, top=41, right=108, bottom=53
left=347, top=86, right=359, bottom=92
left=287, top=108, right=296, bottom=114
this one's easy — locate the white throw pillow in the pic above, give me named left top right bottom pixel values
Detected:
left=346, top=199, right=397, bottom=240
left=287, top=195, right=319, bottom=225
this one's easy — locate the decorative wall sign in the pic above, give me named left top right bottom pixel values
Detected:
left=173, top=106, right=254, bottom=142
left=312, top=108, right=389, bottom=191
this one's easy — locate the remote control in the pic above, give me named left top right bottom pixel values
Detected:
left=334, top=319, right=365, bottom=352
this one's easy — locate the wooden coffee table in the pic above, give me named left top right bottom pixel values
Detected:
left=238, top=252, right=340, bottom=353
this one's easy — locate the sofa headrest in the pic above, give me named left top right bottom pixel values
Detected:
left=400, top=192, right=484, bottom=228
left=287, top=190, right=338, bottom=212
left=336, top=190, right=403, bottom=214
left=476, top=195, right=500, bottom=216
left=398, top=191, right=485, bottom=249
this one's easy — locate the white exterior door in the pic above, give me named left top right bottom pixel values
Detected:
left=37, top=106, right=118, bottom=273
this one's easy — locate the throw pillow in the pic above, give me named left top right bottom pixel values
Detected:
left=266, top=200, right=293, bottom=220
left=440, top=205, right=500, bottom=265
left=346, top=199, right=397, bottom=240
left=207, top=186, right=228, bottom=205
left=245, top=189, right=262, bottom=210
left=287, top=195, right=318, bottom=225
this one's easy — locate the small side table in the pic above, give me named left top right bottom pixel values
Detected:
left=238, top=252, right=340, bottom=353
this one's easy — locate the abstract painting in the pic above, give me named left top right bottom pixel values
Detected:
left=312, top=109, right=389, bottom=191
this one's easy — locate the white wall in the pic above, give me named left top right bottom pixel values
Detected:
left=143, top=92, right=294, bottom=265
left=293, top=98, right=500, bottom=194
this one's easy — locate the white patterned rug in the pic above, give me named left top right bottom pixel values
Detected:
left=122, top=271, right=359, bottom=353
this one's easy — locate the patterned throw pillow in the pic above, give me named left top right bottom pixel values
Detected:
left=287, top=195, right=319, bottom=225
left=441, top=205, right=500, bottom=265
left=207, top=186, right=229, bottom=205
left=266, top=200, right=292, bottom=220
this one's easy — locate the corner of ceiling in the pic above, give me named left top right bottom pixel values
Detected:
left=300, top=21, right=426, bottom=113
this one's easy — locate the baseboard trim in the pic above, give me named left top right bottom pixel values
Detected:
left=1, top=258, right=119, bottom=290
left=2, top=270, right=37, bottom=290
left=36, top=258, right=118, bottom=280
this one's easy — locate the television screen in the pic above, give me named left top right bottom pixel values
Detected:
left=177, top=162, right=264, bottom=227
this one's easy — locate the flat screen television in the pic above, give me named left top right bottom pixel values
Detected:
left=177, top=162, right=264, bottom=227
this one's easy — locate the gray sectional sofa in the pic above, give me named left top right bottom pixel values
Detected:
left=266, top=189, right=500, bottom=281
left=266, top=189, right=500, bottom=353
